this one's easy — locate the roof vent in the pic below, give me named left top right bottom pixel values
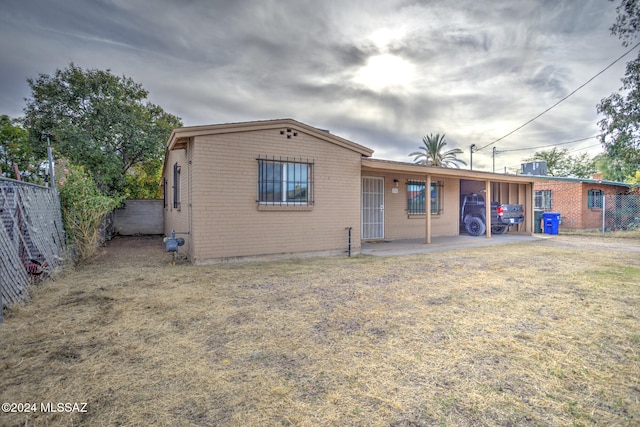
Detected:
left=280, top=129, right=298, bottom=139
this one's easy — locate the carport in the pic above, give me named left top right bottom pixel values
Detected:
left=360, top=158, right=536, bottom=244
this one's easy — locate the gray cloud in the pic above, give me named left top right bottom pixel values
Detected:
left=0, top=0, right=630, bottom=172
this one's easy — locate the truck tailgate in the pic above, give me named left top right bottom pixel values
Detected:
left=500, top=204, right=523, bottom=218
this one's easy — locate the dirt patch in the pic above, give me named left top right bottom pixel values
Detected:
left=90, top=234, right=167, bottom=265
left=0, top=234, right=639, bottom=426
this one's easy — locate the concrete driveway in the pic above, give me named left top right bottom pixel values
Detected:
left=361, top=233, right=550, bottom=256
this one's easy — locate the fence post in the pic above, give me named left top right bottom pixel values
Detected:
left=0, top=177, right=66, bottom=312
left=602, top=194, right=606, bottom=235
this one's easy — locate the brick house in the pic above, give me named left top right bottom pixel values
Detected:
left=163, top=119, right=536, bottom=264
left=533, top=175, right=632, bottom=230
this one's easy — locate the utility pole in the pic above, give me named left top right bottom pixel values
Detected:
left=470, top=144, right=476, bottom=171
left=492, top=147, right=497, bottom=173
left=43, top=132, right=55, bottom=189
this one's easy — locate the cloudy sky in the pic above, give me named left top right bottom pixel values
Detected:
left=0, top=0, right=634, bottom=172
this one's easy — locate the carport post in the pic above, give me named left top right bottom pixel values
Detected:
left=425, top=173, right=431, bottom=244
left=485, top=179, right=492, bottom=238
left=602, top=194, right=606, bottom=234
left=526, top=182, right=534, bottom=235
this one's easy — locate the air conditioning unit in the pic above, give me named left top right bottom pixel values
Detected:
left=520, top=161, right=547, bottom=176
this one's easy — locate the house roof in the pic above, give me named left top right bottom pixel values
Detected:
left=531, top=175, right=631, bottom=187
left=362, top=158, right=537, bottom=184
left=166, top=118, right=374, bottom=157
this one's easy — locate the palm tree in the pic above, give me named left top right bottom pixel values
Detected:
left=409, top=133, right=467, bottom=168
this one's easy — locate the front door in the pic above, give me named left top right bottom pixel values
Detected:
left=362, top=176, right=384, bottom=239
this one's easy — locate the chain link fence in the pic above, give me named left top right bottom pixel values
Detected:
left=602, top=193, right=640, bottom=232
left=0, top=178, right=66, bottom=320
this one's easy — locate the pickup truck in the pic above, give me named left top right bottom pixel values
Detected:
left=460, top=193, right=525, bottom=236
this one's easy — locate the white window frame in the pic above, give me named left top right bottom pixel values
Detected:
left=534, top=190, right=552, bottom=210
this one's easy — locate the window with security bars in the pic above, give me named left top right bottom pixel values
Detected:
left=163, top=178, right=168, bottom=208
left=173, top=162, right=180, bottom=209
left=534, top=190, right=552, bottom=210
left=407, top=180, right=443, bottom=215
left=257, top=157, right=314, bottom=205
left=588, top=189, right=604, bottom=208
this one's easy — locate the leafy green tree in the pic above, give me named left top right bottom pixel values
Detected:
left=409, top=133, right=467, bottom=168
left=0, top=115, right=38, bottom=181
left=56, top=159, right=122, bottom=260
left=524, top=147, right=568, bottom=176
left=124, top=157, right=164, bottom=199
left=594, top=152, right=636, bottom=182
left=524, top=148, right=597, bottom=177
left=23, top=63, right=182, bottom=196
left=610, top=0, right=640, bottom=47
left=596, top=0, right=640, bottom=182
left=628, top=170, right=640, bottom=188
left=568, top=151, right=599, bottom=178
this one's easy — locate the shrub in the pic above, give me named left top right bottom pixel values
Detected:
left=56, top=160, right=122, bottom=261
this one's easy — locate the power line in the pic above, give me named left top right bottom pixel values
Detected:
left=566, top=142, right=603, bottom=154
left=475, top=41, right=640, bottom=152
left=503, top=142, right=603, bottom=171
left=497, top=135, right=600, bottom=153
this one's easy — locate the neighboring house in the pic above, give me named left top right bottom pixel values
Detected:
left=533, top=175, right=632, bottom=230
left=163, top=119, right=536, bottom=264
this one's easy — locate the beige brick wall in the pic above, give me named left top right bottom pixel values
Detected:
left=163, top=147, right=192, bottom=255
left=187, top=128, right=363, bottom=263
left=163, top=120, right=535, bottom=261
left=362, top=173, right=461, bottom=239
left=358, top=174, right=532, bottom=239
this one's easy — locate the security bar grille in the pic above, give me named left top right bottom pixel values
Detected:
left=257, top=157, right=314, bottom=205
left=534, top=190, right=552, bottom=210
left=362, top=176, right=384, bottom=239
left=407, top=180, right=444, bottom=215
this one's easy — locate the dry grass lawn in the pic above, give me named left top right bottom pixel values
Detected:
left=1, top=235, right=639, bottom=426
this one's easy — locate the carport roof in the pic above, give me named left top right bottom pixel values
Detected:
left=362, top=158, right=537, bottom=184
left=530, top=175, right=631, bottom=187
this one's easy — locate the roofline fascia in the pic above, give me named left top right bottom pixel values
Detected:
left=165, top=118, right=374, bottom=157
left=361, top=158, right=537, bottom=184
left=530, top=174, right=632, bottom=187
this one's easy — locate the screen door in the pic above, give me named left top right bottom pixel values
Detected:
left=362, top=176, right=384, bottom=239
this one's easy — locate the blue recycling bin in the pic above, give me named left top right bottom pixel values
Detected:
left=542, top=212, right=561, bottom=235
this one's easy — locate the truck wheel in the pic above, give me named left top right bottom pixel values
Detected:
left=491, top=225, right=509, bottom=235
left=465, top=217, right=486, bottom=236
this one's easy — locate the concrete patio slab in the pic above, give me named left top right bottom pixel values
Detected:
left=361, top=234, right=550, bottom=256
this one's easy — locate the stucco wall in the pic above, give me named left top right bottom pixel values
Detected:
left=187, top=128, right=363, bottom=263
